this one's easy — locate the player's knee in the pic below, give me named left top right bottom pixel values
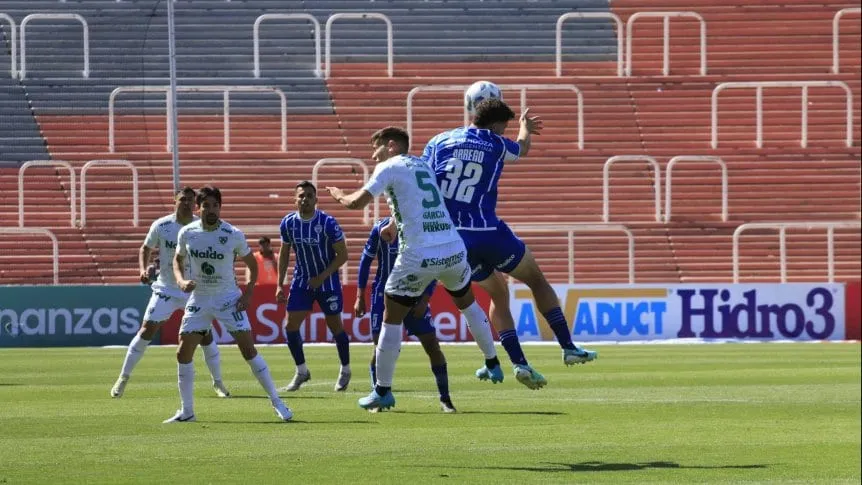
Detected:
left=139, top=321, right=161, bottom=339
left=200, top=330, right=214, bottom=346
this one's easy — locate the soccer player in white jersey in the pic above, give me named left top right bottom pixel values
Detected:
left=110, top=187, right=229, bottom=399
left=164, top=185, right=291, bottom=423
left=327, top=126, right=500, bottom=411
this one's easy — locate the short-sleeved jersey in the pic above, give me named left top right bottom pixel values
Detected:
left=176, top=219, right=251, bottom=296
left=423, top=127, right=520, bottom=230
left=363, top=154, right=461, bottom=252
left=143, top=213, right=199, bottom=293
left=279, top=210, right=344, bottom=292
left=360, top=217, right=436, bottom=298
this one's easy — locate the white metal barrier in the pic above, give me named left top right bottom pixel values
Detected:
left=0, top=13, right=16, bottom=78
left=732, top=221, right=862, bottom=283
left=664, top=155, right=728, bottom=223
left=19, top=13, right=89, bottom=80
left=253, top=13, right=322, bottom=78
left=241, top=224, right=350, bottom=283
left=556, top=12, right=623, bottom=77
left=108, top=85, right=287, bottom=153
left=711, top=81, right=853, bottom=149
left=832, top=8, right=862, bottom=74
left=625, top=11, right=707, bottom=77
left=18, top=160, right=76, bottom=227
left=0, top=227, right=59, bottom=284
left=325, top=13, right=393, bottom=79
left=80, top=160, right=139, bottom=227
left=510, top=224, right=636, bottom=284
left=406, top=84, right=585, bottom=151
left=602, top=155, right=661, bottom=223
left=311, top=158, right=380, bottom=226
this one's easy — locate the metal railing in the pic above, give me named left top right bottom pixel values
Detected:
left=325, top=13, right=393, bottom=79
left=18, top=160, right=76, bottom=228
left=0, top=13, right=16, bottom=78
left=664, top=155, right=728, bottom=223
left=241, top=224, right=350, bottom=283
left=833, top=8, right=862, bottom=74
left=556, top=12, right=623, bottom=77
left=0, top=228, right=59, bottom=284
left=19, top=13, right=89, bottom=80
left=311, top=158, right=380, bottom=226
left=732, top=221, right=862, bottom=283
left=602, top=155, right=662, bottom=223
left=80, top=160, right=139, bottom=227
left=406, top=83, right=584, bottom=151
left=108, top=85, right=287, bottom=153
left=253, top=13, right=322, bottom=78
left=711, top=81, right=853, bottom=149
left=625, top=11, right=707, bottom=76
left=510, top=224, right=636, bottom=284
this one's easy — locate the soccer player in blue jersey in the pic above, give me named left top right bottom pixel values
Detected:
left=354, top=217, right=456, bottom=413
left=276, top=181, right=351, bottom=392
left=422, top=98, right=598, bottom=389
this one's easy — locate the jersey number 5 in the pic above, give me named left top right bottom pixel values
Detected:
left=439, top=159, right=483, bottom=203
left=415, top=171, right=442, bottom=209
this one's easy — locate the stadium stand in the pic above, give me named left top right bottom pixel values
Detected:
left=0, top=0, right=859, bottom=285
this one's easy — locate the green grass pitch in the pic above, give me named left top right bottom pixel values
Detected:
left=0, top=343, right=859, bottom=484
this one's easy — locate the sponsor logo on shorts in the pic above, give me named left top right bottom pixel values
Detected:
left=186, top=306, right=201, bottom=313
left=155, top=292, right=172, bottom=302
left=330, top=302, right=339, bottom=311
left=496, top=254, right=516, bottom=270
left=420, top=252, right=464, bottom=268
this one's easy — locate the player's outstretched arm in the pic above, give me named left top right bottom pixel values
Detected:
left=326, top=186, right=374, bottom=210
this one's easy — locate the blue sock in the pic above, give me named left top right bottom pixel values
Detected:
left=431, top=364, right=450, bottom=401
left=333, top=331, right=350, bottom=366
left=543, top=307, right=576, bottom=350
left=369, top=363, right=377, bottom=389
left=499, top=329, right=528, bottom=366
left=286, top=330, right=306, bottom=366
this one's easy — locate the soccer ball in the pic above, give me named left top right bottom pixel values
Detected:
left=464, top=80, right=502, bottom=114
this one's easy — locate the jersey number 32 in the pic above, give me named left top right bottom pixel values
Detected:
left=439, top=159, right=483, bottom=203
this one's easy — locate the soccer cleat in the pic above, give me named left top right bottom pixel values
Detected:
left=563, top=346, right=598, bottom=366
left=162, top=410, right=196, bottom=423
left=279, top=370, right=311, bottom=392
left=358, top=390, right=396, bottom=411
left=212, top=380, right=231, bottom=398
left=334, top=368, right=352, bottom=392
left=440, top=397, right=457, bottom=413
left=475, top=364, right=504, bottom=384
left=273, top=401, right=293, bottom=421
left=110, top=376, right=128, bottom=398
left=514, top=364, right=547, bottom=390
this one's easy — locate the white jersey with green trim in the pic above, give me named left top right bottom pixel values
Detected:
left=176, top=219, right=251, bottom=296
left=362, top=154, right=462, bottom=252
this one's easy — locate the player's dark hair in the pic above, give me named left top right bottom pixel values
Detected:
left=295, top=180, right=316, bottom=195
left=371, top=126, right=410, bottom=150
left=196, top=185, right=222, bottom=206
left=259, top=236, right=271, bottom=245
left=472, top=98, right=515, bottom=128
left=175, top=186, right=195, bottom=199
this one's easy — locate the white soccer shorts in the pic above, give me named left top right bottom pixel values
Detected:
left=179, top=290, right=252, bottom=334
left=384, top=240, right=471, bottom=298
left=143, top=289, right=188, bottom=323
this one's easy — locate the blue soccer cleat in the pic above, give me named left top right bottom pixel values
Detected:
left=563, top=346, right=598, bottom=366
left=514, top=364, right=547, bottom=390
left=475, top=364, right=504, bottom=384
left=358, top=390, right=396, bottom=411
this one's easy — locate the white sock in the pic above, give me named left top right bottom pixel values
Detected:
left=297, top=363, right=309, bottom=374
left=461, top=302, right=497, bottom=359
left=246, top=354, right=280, bottom=404
left=178, top=362, right=195, bottom=416
left=374, top=323, right=402, bottom=388
left=201, top=342, right=223, bottom=382
left=119, top=335, right=150, bottom=378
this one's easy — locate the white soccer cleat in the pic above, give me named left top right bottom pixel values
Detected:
left=212, top=380, right=231, bottom=398
left=162, top=410, right=196, bottom=423
left=334, top=369, right=352, bottom=392
left=110, top=377, right=128, bottom=398
left=279, top=370, right=311, bottom=392
left=273, top=401, right=293, bottom=421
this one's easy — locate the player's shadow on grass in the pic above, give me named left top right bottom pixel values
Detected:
left=392, top=410, right=566, bottom=416
left=461, top=461, right=769, bottom=473
left=226, top=394, right=328, bottom=400
left=204, top=419, right=376, bottom=425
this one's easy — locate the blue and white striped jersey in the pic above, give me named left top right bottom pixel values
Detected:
left=279, top=210, right=344, bottom=291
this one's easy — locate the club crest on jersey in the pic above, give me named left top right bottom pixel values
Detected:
left=314, top=225, right=323, bottom=234
left=219, top=236, right=228, bottom=245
